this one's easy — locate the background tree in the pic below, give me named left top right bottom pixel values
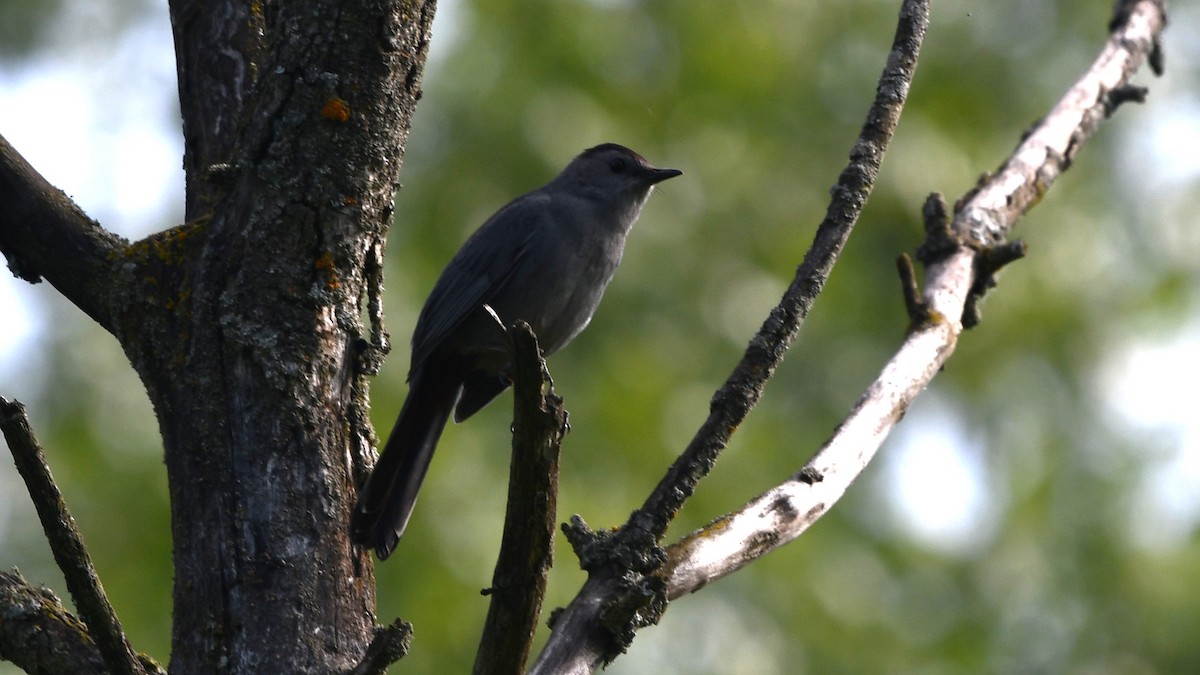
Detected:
left=1, top=0, right=1195, bottom=673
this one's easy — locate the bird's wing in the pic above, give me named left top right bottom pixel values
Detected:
left=408, top=193, right=547, bottom=371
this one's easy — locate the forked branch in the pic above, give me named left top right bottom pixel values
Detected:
left=659, top=0, right=1166, bottom=601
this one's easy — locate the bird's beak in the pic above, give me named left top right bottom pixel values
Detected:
left=646, top=167, right=683, bottom=184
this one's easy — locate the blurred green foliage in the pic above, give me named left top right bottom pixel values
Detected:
left=3, top=1, right=1199, bottom=674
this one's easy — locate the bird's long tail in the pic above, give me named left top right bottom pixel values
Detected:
left=351, top=371, right=459, bottom=559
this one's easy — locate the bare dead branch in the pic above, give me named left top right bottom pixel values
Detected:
left=622, top=0, right=930, bottom=555
left=657, top=0, right=1166, bottom=602
left=473, top=322, right=567, bottom=675
left=0, top=398, right=158, bottom=675
left=954, top=0, right=1165, bottom=252
left=0, top=134, right=125, bottom=331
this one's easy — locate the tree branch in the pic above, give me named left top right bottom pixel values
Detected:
left=953, top=0, right=1165, bottom=252
left=1, top=398, right=160, bottom=675
left=473, top=322, right=567, bottom=675
left=0, top=133, right=125, bottom=332
left=532, top=1, right=930, bottom=671
left=346, top=618, right=413, bottom=675
left=622, top=0, right=929, bottom=548
left=658, top=0, right=1167, bottom=601
left=0, top=569, right=106, bottom=675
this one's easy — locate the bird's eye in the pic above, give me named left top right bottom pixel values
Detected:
left=609, top=157, right=629, bottom=173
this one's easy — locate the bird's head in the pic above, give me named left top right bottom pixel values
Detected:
left=553, top=143, right=682, bottom=209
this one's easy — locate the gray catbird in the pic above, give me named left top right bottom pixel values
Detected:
left=351, top=143, right=681, bottom=559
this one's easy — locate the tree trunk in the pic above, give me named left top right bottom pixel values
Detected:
left=0, top=1, right=436, bottom=671
left=153, top=2, right=435, bottom=671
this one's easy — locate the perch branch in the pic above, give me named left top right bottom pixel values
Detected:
left=473, top=322, right=568, bottom=675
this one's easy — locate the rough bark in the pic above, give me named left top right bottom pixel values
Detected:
left=152, top=2, right=435, bottom=672
left=0, top=0, right=437, bottom=672
left=0, top=570, right=108, bottom=675
left=473, top=323, right=568, bottom=675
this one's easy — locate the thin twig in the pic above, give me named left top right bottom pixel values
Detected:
left=1, top=398, right=155, bottom=675
left=620, top=0, right=930, bottom=549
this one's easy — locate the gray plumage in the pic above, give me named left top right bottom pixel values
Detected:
left=351, top=143, right=681, bottom=559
